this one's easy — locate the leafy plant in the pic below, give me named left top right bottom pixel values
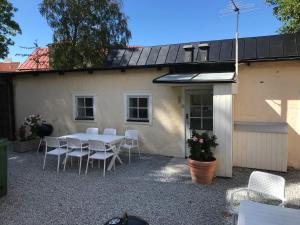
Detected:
left=39, top=0, right=131, bottom=69
left=266, top=0, right=300, bottom=33
left=0, top=0, right=21, bottom=58
left=187, top=130, right=218, bottom=162
left=18, top=114, right=46, bottom=141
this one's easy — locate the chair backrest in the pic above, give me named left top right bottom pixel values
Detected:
left=66, top=138, right=82, bottom=149
left=88, top=140, right=106, bottom=152
left=86, top=127, right=99, bottom=135
left=103, top=128, right=117, bottom=136
left=45, top=136, right=60, bottom=148
left=125, top=130, right=138, bottom=141
left=248, top=171, right=285, bottom=202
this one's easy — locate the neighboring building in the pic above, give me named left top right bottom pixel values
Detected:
left=0, top=59, right=20, bottom=72
left=18, top=48, right=49, bottom=71
left=1, top=33, right=300, bottom=177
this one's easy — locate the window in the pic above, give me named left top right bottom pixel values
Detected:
left=125, top=94, right=152, bottom=123
left=74, top=95, right=95, bottom=121
left=190, top=94, right=213, bottom=130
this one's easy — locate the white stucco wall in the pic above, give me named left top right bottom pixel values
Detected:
left=14, top=68, right=185, bottom=157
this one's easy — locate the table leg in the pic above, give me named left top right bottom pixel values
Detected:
left=107, top=140, right=123, bottom=171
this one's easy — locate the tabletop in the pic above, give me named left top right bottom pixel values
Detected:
left=237, top=200, right=300, bottom=225
left=60, top=133, right=124, bottom=144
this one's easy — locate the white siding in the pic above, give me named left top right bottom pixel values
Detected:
left=233, top=123, right=288, bottom=172
left=213, top=84, right=233, bottom=177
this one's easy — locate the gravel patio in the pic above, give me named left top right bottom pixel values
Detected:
left=0, top=150, right=300, bottom=225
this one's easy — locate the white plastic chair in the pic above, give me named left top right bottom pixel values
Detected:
left=85, top=140, right=115, bottom=177
left=120, top=130, right=140, bottom=164
left=103, top=128, right=117, bottom=136
left=63, top=138, right=89, bottom=175
left=86, top=127, right=99, bottom=134
left=43, top=136, right=68, bottom=172
left=231, top=171, right=286, bottom=224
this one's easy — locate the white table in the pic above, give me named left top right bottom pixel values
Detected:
left=60, top=133, right=124, bottom=171
left=237, top=200, right=300, bottom=225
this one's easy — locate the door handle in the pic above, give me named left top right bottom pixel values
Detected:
left=186, top=113, right=189, bottom=119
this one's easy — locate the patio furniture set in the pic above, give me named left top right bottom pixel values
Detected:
left=231, top=171, right=300, bottom=225
left=42, top=128, right=140, bottom=176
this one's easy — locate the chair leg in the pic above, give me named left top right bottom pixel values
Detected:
left=64, top=155, right=68, bottom=171
left=85, top=157, right=90, bottom=174
left=103, top=159, right=106, bottom=177
left=57, top=155, right=60, bottom=173
left=129, top=149, right=131, bottom=164
left=79, top=157, right=82, bottom=175
left=138, top=146, right=141, bottom=158
left=71, top=157, right=73, bottom=166
left=98, top=160, right=100, bottom=168
left=43, top=154, right=47, bottom=170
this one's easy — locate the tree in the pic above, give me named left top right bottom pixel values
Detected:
left=39, top=0, right=131, bottom=69
left=266, top=0, right=300, bottom=33
left=0, top=0, right=21, bottom=59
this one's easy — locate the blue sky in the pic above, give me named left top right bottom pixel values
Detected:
left=6, top=0, right=281, bottom=62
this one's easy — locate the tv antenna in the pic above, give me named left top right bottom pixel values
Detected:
left=220, top=1, right=256, bottom=76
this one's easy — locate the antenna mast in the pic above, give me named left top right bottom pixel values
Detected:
left=231, top=0, right=240, bottom=76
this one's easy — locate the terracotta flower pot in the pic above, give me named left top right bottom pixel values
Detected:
left=188, top=158, right=217, bottom=185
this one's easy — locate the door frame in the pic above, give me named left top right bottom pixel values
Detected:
left=182, top=85, right=213, bottom=157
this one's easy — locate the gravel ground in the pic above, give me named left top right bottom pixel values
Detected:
left=0, top=150, right=299, bottom=225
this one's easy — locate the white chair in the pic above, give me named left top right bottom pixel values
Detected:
left=63, top=138, right=89, bottom=175
left=43, top=136, right=68, bottom=172
left=231, top=171, right=286, bottom=224
left=86, top=127, right=99, bottom=134
left=120, top=130, right=140, bottom=164
left=103, top=128, right=117, bottom=136
left=85, top=140, right=115, bottom=177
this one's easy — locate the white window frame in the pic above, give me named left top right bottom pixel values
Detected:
left=124, top=93, right=152, bottom=125
left=72, top=93, right=96, bottom=122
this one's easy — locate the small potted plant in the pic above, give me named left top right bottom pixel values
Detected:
left=187, top=130, right=218, bottom=185
left=14, top=114, right=46, bottom=153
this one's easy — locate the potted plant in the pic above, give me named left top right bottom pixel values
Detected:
left=13, top=114, right=46, bottom=153
left=187, top=130, right=218, bottom=185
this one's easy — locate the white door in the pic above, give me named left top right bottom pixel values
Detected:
left=185, top=89, right=213, bottom=156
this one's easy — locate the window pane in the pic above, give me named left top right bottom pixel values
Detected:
left=129, top=108, right=138, bottom=118
left=191, top=95, right=202, bottom=105
left=190, top=107, right=202, bottom=117
left=202, top=95, right=213, bottom=105
left=77, top=108, right=85, bottom=118
left=129, top=98, right=138, bottom=107
left=139, top=109, right=148, bottom=119
left=190, top=118, right=202, bottom=130
left=77, top=98, right=85, bottom=107
left=203, top=119, right=213, bottom=130
left=86, top=108, right=94, bottom=117
left=139, top=98, right=148, bottom=107
left=202, top=106, right=213, bottom=117
left=85, top=98, right=93, bottom=107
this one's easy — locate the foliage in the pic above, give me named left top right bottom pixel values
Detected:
left=187, top=130, right=218, bottom=162
left=266, top=0, right=300, bottom=33
left=0, top=0, right=21, bottom=59
left=18, top=114, right=46, bottom=141
left=39, top=0, right=131, bottom=69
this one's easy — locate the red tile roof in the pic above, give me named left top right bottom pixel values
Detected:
left=18, top=48, right=49, bottom=71
left=0, top=62, right=20, bottom=72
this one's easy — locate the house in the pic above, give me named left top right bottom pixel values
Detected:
left=18, top=48, right=49, bottom=71
left=0, top=59, right=20, bottom=72
left=1, top=33, right=300, bottom=177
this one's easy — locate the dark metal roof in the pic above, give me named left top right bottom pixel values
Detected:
left=104, top=33, right=300, bottom=68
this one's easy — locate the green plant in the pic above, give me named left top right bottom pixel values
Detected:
left=187, top=130, right=218, bottom=162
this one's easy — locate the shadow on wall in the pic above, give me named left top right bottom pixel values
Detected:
left=235, top=63, right=300, bottom=169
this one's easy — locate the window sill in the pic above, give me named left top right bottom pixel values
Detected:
left=125, top=119, right=152, bottom=126
left=74, top=118, right=96, bottom=123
